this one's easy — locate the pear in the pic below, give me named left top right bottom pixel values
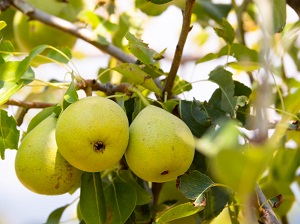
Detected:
left=55, top=96, right=129, bottom=172
left=125, top=105, right=195, bottom=183
left=15, top=115, right=82, bottom=195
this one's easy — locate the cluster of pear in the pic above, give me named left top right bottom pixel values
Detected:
left=15, top=96, right=195, bottom=195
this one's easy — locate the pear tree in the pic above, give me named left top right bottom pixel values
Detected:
left=1, top=0, right=300, bottom=223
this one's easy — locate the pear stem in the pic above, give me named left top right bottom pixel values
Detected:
left=127, top=86, right=151, bottom=107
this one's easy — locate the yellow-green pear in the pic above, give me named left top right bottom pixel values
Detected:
left=55, top=96, right=129, bottom=172
left=15, top=115, right=82, bottom=195
left=125, top=105, right=195, bottom=183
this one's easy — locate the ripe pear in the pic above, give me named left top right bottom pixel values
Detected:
left=55, top=96, right=129, bottom=172
left=15, top=115, right=82, bottom=195
left=125, top=105, right=195, bottom=183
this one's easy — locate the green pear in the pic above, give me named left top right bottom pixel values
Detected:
left=125, top=105, right=195, bottom=183
left=15, top=115, right=82, bottom=195
left=55, top=96, right=129, bottom=172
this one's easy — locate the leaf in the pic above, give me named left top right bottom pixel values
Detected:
left=80, top=172, right=106, bottom=224
left=46, top=47, right=72, bottom=64
left=177, top=170, right=214, bottom=206
left=118, top=170, right=152, bottom=205
left=46, top=204, right=69, bottom=224
left=272, top=0, right=286, bottom=33
left=0, top=81, right=23, bottom=105
left=126, top=32, right=160, bottom=65
left=219, top=43, right=259, bottom=63
left=208, top=67, right=237, bottom=116
left=113, top=63, right=161, bottom=96
left=214, top=18, right=235, bottom=45
left=104, top=181, right=137, bottom=224
left=155, top=202, right=205, bottom=224
left=27, top=107, right=54, bottom=134
left=64, top=80, right=78, bottom=104
left=194, top=1, right=232, bottom=24
left=0, top=109, right=20, bottom=159
left=211, top=146, right=269, bottom=195
left=196, top=43, right=260, bottom=65
left=172, top=76, right=192, bottom=95
left=179, top=100, right=211, bottom=138
left=198, top=187, right=230, bottom=222
left=195, top=120, right=240, bottom=157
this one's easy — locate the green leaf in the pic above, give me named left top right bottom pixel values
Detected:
left=197, top=44, right=259, bottom=67
left=211, top=146, right=269, bottom=195
left=177, top=170, right=214, bottom=206
left=113, top=63, right=161, bottom=96
left=0, top=109, right=20, bottom=159
left=46, top=204, right=69, bottom=224
left=104, top=181, right=137, bottom=224
left=118, top=170, right=152, bottom=205
left=272, top=0, right=286, bottom=33
left=135, top=0, right=174, bottom=16
left=208, top=67, right=237, bottom=116
left=213, top=18, right=235, bottom=45
left=46, top=47, right=72, bottom=64
left=198, top=187, right=230, bottom=222
left=64, top=80, right=78, bottom=105
left=179, top=100, right=211, bottom=138
left=195, top=120, right=240, bottom=157
left=194, top=1, right=232, bottom=24
left=155, top=202, right=205, bottom=224
left=0, top=81, right=23, bottom=105
left=80, top=172, right=106, bottom=224
left=126, top=32, right=160, bottom=65
left=112, top=13, right=131, bottom=48
left=27, top=107, right=54, bottom=134
left=219, top=43, right=259, bottom=63
left=172, top=76, right=192, bottom=95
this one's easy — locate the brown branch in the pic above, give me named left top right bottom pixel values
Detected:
left=162, top=0, right=195, bottom=99
left=256, top=184, right=281, bottom=224
left=76, top=79, right=132, bottom=96
left=5, top=99, right=55, bottom=108
left=287, top=0, right=300, bottom=18
left=7, top=0, right=136, bottom=63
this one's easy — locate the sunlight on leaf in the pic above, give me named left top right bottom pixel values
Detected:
left=0, top=109, right=19, bottom=159
left=155, top=202, right=204, bottom=224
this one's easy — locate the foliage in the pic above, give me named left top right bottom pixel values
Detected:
left=0, top=0, right=300, bottom=223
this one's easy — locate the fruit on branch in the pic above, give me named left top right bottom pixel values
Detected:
left=13, top=0, right=87, bottom=51
left=55, top=96, right=129, bottom=172
left=125, top=105, right=195, bottom=183
left=15, top=115, right=82, bottom=195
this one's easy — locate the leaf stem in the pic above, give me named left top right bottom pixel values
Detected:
left=127, top=86, right=150, bottom=107
left=162, top=0, right=195, bottom=99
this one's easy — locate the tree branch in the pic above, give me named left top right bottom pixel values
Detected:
left=162, top=0, right=195, bottom=99
left=7, top=0, right=136, bottom=63
left=256, top=184, right=281, bottom=224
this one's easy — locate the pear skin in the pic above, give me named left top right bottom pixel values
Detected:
left=15, top=115, right=82, bottom=195
left=55, top=96, right=129, bottom=172
left=125, top=105, right=195, bottom=183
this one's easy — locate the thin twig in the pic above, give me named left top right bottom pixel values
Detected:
left=255, top=184, right=281, bottom=224
left=6, top=99, right=55, bottom=108
left=7, top=0, right=136, bottom=63
left=162, top=0, right=195, bottom=99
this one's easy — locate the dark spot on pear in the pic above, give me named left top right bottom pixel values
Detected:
left=161, top=170, right=169, bottom=175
